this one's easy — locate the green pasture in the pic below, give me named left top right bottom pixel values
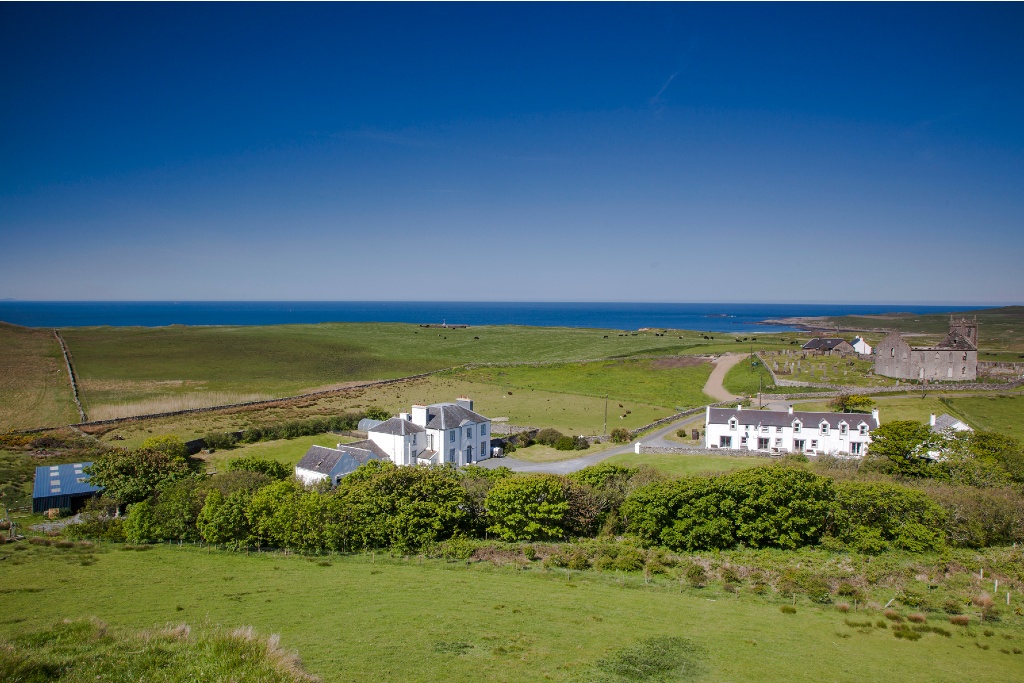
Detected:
left=451, top=358, right=714, bottom=410
left=55, top=323, right=796, bottom=423
left=0, top=323, right=79, bottom=430
left=758, top=350, right=894, bottom=388
left=602, top=452, right=770, bottom=478
left=2, top=543, right=1021, bottom=683
left=97, top=376, right=674, bottom=448
left=722, top=354, right=777, bottom=396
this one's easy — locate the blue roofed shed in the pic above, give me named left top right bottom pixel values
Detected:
left=32, top=462, right=103, bottom=513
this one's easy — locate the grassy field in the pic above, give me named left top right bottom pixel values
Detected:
left=54, top=323, right=797, bottom=423
left=0, top=323, right=80, bottom=430
left=758, top=350, right=896, bottom=388
left=505, top=440, right=622, bottom=464
left=602, top=452, right=770, bottom=478
left=451, top=358, right=714, bottom=410
left=722, top=355, right=777, bottom=395
left=91, top=376, right=676, bottom=448
left=0, top=543, right=1020, bottom=683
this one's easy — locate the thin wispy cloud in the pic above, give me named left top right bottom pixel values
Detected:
left=649, top=72, right=678, bottom=106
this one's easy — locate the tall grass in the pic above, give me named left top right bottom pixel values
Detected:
left=89, top=392, right=275, bottom=420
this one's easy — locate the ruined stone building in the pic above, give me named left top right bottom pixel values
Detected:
left=874, top=316, right=978, bottom=381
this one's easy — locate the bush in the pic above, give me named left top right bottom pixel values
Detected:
left=685, top=563, right=707, bottom=588
left=828, top=481, right=947, bottom=553
left=138, top=435, right=190, bottom=459
left=535, top=429, right=565, bottom=447
left=227, top=456, right=290, bottom=481
left=485, top=475, right=569, bottom=542
left=364, top=407, right=391, bottom=421
left=610, top=428, right=631, bottom=444
left=919, top=483, right=1024, bottom=548
left=204, top=432, right=238, bottom=450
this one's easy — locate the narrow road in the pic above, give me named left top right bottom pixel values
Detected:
left=478, top=413, right=706, bottom=474
left=703, top=353, right=746, bottom=402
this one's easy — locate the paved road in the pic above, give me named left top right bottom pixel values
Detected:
left=478, top=413, right=705, bottom=474
left=703, top=353, right=746, bottom=402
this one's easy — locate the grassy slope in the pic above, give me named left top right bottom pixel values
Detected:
left=722, top=355, right=776, bottom=395
left=0, top=544, right=1019, bottom=683
left=99, top=376, right=675, bottom=448
left=602, top=452, right=769, bottom=478
left=199, top=434, right=359, bottom=472
left=0, top=323, right=79, bottom=430
left=451, top=358, right=714, bottom=410
left=60, top=324, right=796, bottom=419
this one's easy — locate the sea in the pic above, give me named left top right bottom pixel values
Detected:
left=0, top=301, right=985, bottom=333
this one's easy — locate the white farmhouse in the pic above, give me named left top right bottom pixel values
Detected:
left=294, top=442, right=387, bottom=487
left=929, top=413, right=972, bottom=434
left=705, top=405, right=879, bottom=457
left=851, top=337, right=872, bottom=356
left=368, top=397, right=492, bottom=467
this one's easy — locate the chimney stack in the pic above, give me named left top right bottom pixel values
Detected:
left=930, top=413, right=936, bottom=427
left=456, top=396, right=474, bottom=411
left=788, top=405, right=794, bottom=415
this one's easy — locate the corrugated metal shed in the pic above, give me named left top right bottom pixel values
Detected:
left=357, top=418, right=383, bottom=432
left=32, top=462, right=103, bottom=513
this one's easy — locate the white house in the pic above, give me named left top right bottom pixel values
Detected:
left=294, top=442, right=386, bottom=487
left=705, top=405, right=879, bottom=457
left=851, top=337, right=872, bottom=356
left=367, top=397, right=491, bottom=467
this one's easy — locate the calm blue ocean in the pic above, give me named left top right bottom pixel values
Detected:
left=0, top=301, right=984, bottom=332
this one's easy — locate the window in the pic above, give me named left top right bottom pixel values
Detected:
left=467, top=427, right=473, bottom=439
left=729, top=420, right=737, bottom=431
left=962, top=353, right=968, bottom=362
left=821, top=423, right=829, bottom=435
left=776, top=426, right=782, bottom=433
left=758, top=437, right=770, bottom=450
left=449, top=448, right=455, bottom=460
left=760, top=425, right=768, bottom=433
left=793, top=439, right=805, bottom=452
left=962, top=367, right=966, bottom=375
left=890, top=348, right=895, bottom=358
left=740, top=436, right=748, bottom=446
left=810, top=439, right=818, bottom=449
left=850, top=442, right=863, bottom=455
left=450, top=432, right=455, bottom=442
left=480, top=424, right=487, bottom=435
left=480, top=441, right=487, bottom=455
left=412, top=434, right=417, bottom=444
left=840, top=423, right=847, bottom=435
left=774, top=438, right=782, bottom=446
left=859, top=424, right=867, bottom=435
left=719, top=436, right=732, bottom=448
left=793, top=422, right=801, bottom=433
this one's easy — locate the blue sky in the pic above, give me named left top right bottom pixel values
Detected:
left=1, top=3, right=1022, bottom=303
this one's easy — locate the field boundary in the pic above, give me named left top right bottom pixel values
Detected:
left=14, top=367, right=457, bottom=434
left=53, top=329, right=86, bottom=422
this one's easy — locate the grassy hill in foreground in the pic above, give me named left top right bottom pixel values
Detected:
left=0, top=323, right=79, bottom=430
left=0, top=543, right=1020, bottom=683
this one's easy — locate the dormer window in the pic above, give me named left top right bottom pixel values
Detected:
left=820, top=423, right=829, bottom=435
left=859, top=424, right=868, bottom=435
left=839, top=423, right=848, bottom=435
left=729, top=419, right=737, bottom=431
left=792, top=421, right=802, bottom=434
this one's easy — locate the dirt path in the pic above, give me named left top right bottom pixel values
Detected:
left=703, top=353, right=746, bottom=402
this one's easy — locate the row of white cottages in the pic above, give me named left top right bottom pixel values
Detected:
left=704, top=405, right=879, bottom=456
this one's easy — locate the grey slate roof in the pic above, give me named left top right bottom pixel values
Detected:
left=33, top=462, right=102, bottom=499
left=707, top=407, right=878, bottom=431
left=932, top=414, right=970, bottom=432
left=357, top=418, right=384, bottom=431
left=423, top=403, right=488, bottom=430
left=295, top=440, right=387, bottom=475
left=369, top=417, right=425, bottom=435
left=802, top=338, right=852, bottom=351
left=934, top=331, right=977, bottom=351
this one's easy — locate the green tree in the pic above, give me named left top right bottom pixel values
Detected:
left=827, top=394, right=875, bottom=413
left=829, top=481, right=947, bottom=553
left=246, top=479, right=303, bottom=549
left=864, top=420, right=940, bottom=477
left=85, top=448, right=196, bottom=507
left=197, top=488, right=254, bottom=548
left=484, top=474, right=569, bottom=541
left=610, top=428, right=631, bottom=444
left=122, top=500, right=159, bottom=544
left=151, top=475, right=205, bottom=542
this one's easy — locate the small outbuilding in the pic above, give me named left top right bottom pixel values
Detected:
left=294, top=441, right=387, bottom=487
left=802, top=338, right=855, bottom=355
left=32, top=462, right=102, bottom=513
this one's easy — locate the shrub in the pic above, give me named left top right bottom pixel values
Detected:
left=364, top=407, right=391, bottom=421
left=907, top=613, right=926, bottom=624
left=949, top=615, right=971, bottom=626
left=943, top=598, right=964, bottom=615
left=610, top=428, right=631, bottom=444
left=227, top=456, right=290, bottom=480
left=553, top=436, right=577, bottom=451
left=685, top=563, right=707, bottom=588
left=484, top=474, right=569, bottom=542
left=535, top=429, right=564, bottom=447
left=828, top=481, right=947, bottom=553
left=204, top=432, right=238, bottom=450
left=884, top=610, right=903, bottom=622
left=780, top=606, right=796, bottom=614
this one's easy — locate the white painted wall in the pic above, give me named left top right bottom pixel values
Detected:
left=704, top=412, right=874, bottom=457
left=295, top=467, right=329, bottom=487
